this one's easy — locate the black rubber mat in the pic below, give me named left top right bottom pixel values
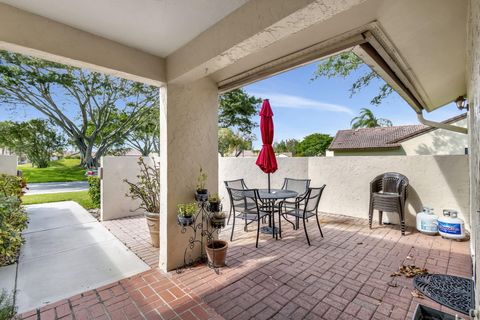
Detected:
left=413, top=274, right=474, bottom=315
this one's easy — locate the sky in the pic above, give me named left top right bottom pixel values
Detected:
left=243, top=60, right=462, bottom=149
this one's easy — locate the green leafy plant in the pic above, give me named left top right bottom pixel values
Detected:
left=177, top=203, right=197, bottom=218
left=0, top=290, right=16, bottom=320
left=0, top=174, right=26, bottom=199
left=0, top=196, right=28, bottom=266
left=124, top=157, right=160, bottom=213
left=87, top=176, right=101, bottom=207
left=208, top=193, right=220, bottom=203
left=196, top=167, right=207, bottom=192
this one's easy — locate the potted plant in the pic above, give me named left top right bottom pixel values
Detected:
left=124, top=157, right=160, bottom=248
left=208, top=193, right=221, bottom=212
left=177, top=203, right=197, bottom=226
left=195, top=167, right=208, bottom=202
left=206, top=239, right=228, bottom=267
left=210, top=211, right=226, bottom=229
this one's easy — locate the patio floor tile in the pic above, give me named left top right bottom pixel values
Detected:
left=20, top=213, right=472, bottom=320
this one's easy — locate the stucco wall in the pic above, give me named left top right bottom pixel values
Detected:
left=401, top=118, right=468, bottom=155
left=218, top=157, right=309, bottom=209
left=308, top=155, right=469, bottom=228
left=101, top=156, right=157, bottom=221
left=467, top=0, right=480, bottom=311
left=218, top=156, right=469, bottom=229
left=0, top=155, right=17, bottom=175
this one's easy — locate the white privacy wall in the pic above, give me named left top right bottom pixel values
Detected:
left=218, top=155, right=469, bottom=228
left=0, top=155, right=17, bottom=175
left=101, top=156, right=157, bottom=221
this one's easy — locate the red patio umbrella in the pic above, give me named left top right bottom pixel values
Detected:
left=256, top=99, right=278, bottom=192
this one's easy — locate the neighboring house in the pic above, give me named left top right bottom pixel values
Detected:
left=328, top=113, right=468, bottom=156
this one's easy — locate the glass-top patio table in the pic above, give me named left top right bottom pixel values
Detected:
left=257, top=188, right=298, bottom=235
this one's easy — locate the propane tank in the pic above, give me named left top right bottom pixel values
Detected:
left=438, top=210, right=465, bottom=240
left=416, top=207, right=438, bottom=235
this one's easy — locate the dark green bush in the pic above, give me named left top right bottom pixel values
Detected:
left=0, top=197, right=28, bottom=266
left=88, top=176, right=101, bottom=207
left=0, top=174, right=26, bottom=199
left=0, top=290, right=16, bottom=320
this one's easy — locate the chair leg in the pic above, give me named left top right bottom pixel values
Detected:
left=315, top=213, right=323, bottom=238
left=230, top=212, right=235, bottom=241
left=272, top=213, right=276, bottom=239
left=227, top=206, right=232, bottom=225
left=278, top=211, right=282, bottom=239
left=302, top=217, right=311, bottom=246
left=400, top=207, right=406, bottom=236
left=368, top=200, right=373, bottom=229
left=256, top=219, right=260, bottom=248
left=379, top=211, right=383, bottom=225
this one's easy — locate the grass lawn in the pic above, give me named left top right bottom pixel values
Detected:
left=18, top=158, right=87, bottom=183
left=22, top=190, right=98, bottom=210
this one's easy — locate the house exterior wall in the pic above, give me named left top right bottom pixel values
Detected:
left=400, top=118, right=468, bottom=155
left=467, top=0, right=480, bottom=313
left=218, top=156, right=469, bottom=229
left=0, top=155, right=17, bottom=175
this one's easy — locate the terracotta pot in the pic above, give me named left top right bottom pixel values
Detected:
left=205, top=240, right=228, bottom=267
left=145, top=212, right=160, bottom=248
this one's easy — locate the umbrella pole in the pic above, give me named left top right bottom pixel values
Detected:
left=268, top=173, right=271, bottom=193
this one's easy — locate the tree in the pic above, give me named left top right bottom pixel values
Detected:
left=219, top=89, right=262, bottom=137
left=295, top=133, right=333, bottom=157
left=218, top=128, right=252, bottom=157
left=312, top=51, right=393, bottom=106
left=125, top=106, right=160, bottom=156
left=350, top=108, right=393, bottom=129
left=2, top=119, right=65, bottom=168
left=274, top=139, right=299, bottom=156
left=0, top=51, right=159, bottom=167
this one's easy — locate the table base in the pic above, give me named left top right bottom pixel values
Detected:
left=260, top=226, right=278, bottom=235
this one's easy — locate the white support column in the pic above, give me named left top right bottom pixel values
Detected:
left=159, top=77, right=219, bottom=272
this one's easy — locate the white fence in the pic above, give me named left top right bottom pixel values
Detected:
left=0, top=155, right=17, bottom=176
left=219, top=155, right=469, bottom=228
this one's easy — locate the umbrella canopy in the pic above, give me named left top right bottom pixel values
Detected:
left=256, top=99, right=278, bottom=178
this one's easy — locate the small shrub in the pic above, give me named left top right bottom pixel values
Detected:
left=0, top=290, right=16, bottom=320
left=0, top=174, right=26, bottom=199
left=0, top=197, right=28, bottom=267
left=87, top=176, right=101, bottom=207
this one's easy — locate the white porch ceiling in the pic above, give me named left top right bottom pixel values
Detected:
left=0, top=0, right=249, bottom=57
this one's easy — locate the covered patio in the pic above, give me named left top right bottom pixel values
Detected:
left=19, top=214, right=470, bottom=319
left=0, top=0, right=479, bottom=318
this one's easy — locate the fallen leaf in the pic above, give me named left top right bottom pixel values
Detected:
left=411, top=290, right=424, bottom=299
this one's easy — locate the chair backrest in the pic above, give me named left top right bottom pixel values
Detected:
left=227, top=187, right=260, bottom=212
left=224, top=179, right=248, bottom=190
left=282, top=178, right=311, bottom=197
left=372, top=172, right=409, bottom=194
left=305, top=185, right=326, bottom=213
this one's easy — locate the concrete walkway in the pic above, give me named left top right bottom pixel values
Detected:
left=13, top=201, right=149, bottom=313
left=25, top=181, right=89, bottom=195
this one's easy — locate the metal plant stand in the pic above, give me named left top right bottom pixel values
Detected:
left=176, top=200, right=225, bottom=274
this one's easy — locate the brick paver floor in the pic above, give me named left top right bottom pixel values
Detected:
left=102, top=215, right=159, bottom=268
left=20, top=213, right=472, bottom=320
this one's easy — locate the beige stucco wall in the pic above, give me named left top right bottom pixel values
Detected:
left=308, top=155, right=469, bottom=228
left=218, top=157, right=309, bottom=211
left=467, top=0, right=480, bottom=311
left=101, top=156, right=157, bottom=221
left=0, top=155, right=17, bottom=176
left=218, top=156, right=469, bottom=230
left=401, top=119, right=468, bottom=155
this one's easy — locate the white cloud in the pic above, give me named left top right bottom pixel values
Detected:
left=249, top=92, right=354, bottom=115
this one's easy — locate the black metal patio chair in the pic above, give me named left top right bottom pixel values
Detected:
left=281, top=178, right=311, bottom=229
left=224, top=179, right=251, bottom=224
left=278, top=185, right=326, bottom=246
left=368, top=172, right=409, bottom=235
left=227, top=187, right=271, bottom=248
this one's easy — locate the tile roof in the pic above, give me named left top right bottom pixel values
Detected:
left=329, top=113, right=466, bottom=151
